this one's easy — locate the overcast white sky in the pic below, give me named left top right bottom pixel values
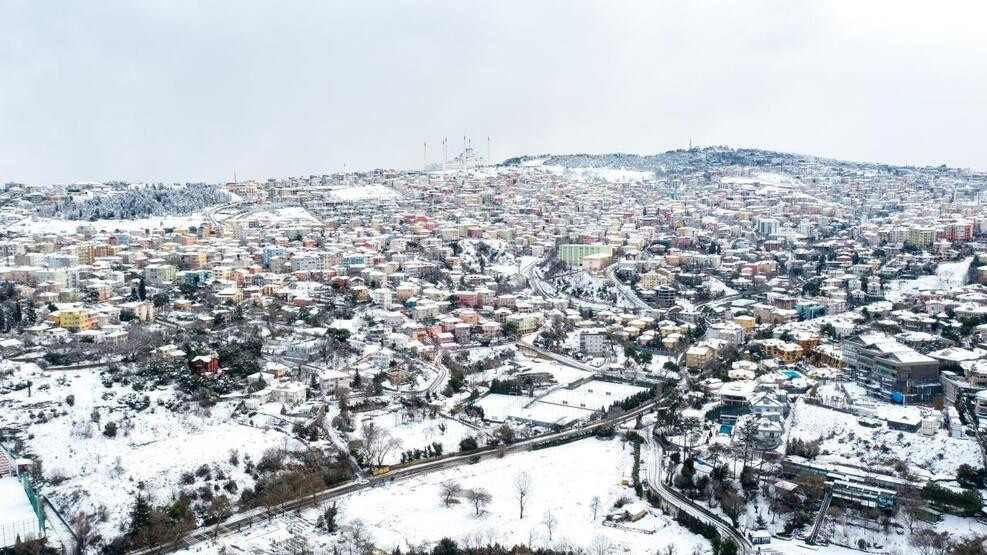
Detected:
left=1, top=1, right=985, bottom=184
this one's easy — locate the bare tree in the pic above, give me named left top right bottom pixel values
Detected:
left=897, top=486, right=923, bottom=533
left=439, top=480, right=462, bottom=507
left=590, top=496, right=601, bottom=520
left=466, top=488, right=492, bottom=516
left=542, top=510, right=558, bottom=543
left=359, top=422, right=402, bottom=467
left=341, top=519, right=374, bottom=555
left=589, top=534, right=612, bottom=555
left=70, top=512, right=96, bottom=553
left=514, top=471, right=532, bottom=519
left=661, top=545, right=678, bottom=555
left=909, top=528, right=949, bottom=555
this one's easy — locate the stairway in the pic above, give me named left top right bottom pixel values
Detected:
left=0, top=451, right=11, bottom=478
left=807, top=486, right=833, bottom=545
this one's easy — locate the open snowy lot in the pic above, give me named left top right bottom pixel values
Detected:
left=0, top=362, right=301, bottom=541
left=540, top=381, right=648, bottom=413
left=518, top=357, right=594, bottom=385
left=541, top=164, right=655, bottom=184
left=205, top=437, right=708, bottom=554
left=463, top=350, right=592, bottom=387
left=238, top=206, right=320, bottom=225
left=787, top=400, right=981, bottom=478
left=476, top=380, right=645, bottom=427
left=328, top=185, right=400, bottom=201
left=6, top=213, right=210, bottom=235
left=884, top=257, right=972, bottom=302
left=356, top=410, right=477, bottom=465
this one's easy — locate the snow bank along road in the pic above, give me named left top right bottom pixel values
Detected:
left=127, top=393, right=665, bottom=554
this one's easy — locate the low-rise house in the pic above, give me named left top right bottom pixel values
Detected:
left=191, top=354, right=219, bottom=373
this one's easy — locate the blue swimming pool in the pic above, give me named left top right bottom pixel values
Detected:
left=719, top=424, right=733, bottom=435
left=782, top=370, right=802, bottom=379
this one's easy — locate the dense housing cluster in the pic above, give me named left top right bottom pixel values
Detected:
left=1, top=146, right=987, bottom=554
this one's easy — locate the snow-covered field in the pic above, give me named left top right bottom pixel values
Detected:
left=544, top=166, right=654, bottom=183
left=521, top=159, right=654, bottom=183
left=787, top=400, right=981, bottom=478
left=476, top=380, right=646, bottom=426
left=884, top=257, right=972, bottom=302
left=239, top=206, right=319, bottom=225
left=204, top=437, right=707, bottom=554
left=328, top=185, right=400, bottom=201
left=356, top=410, right=476, bottom=465
left=550, top=271, right=625, bottom=307
left=720, top=171, right=794, bottom=193
left=456, top=238, right=517, bottom=275
left=707, top=277, right=737, bottom=296
left=463, top=351, right=592, bottom=387
left=6, top=214, right=209, bottom=234
left=774, top=311, right=860, bottom=335
left=518, top=357, right=593, bottom=385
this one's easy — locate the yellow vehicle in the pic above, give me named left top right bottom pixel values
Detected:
left=372, top=466, right=391, bottom=476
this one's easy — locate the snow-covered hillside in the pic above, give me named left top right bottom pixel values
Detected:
left=49, top=183, right=229, bottom=221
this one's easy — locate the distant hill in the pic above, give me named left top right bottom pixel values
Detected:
left=501, top=147, right=960, bottom=176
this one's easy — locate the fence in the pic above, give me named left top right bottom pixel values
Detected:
left=0, top=518, right=40, bottom=548
left=22, top=474, right=46, bottom=533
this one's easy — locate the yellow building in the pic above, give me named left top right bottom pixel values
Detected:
left=180, top=251, right=208, bottom=269
left=216, top=288, right=244, bottom=303
left=640, top=271, right=671, bottom=289
left=908, top=226, right=935, bottom=247
left=558, top=244, right=614, bottom=266
left=760, top=339, right=803, bottom=364
left=733, top=315, right=756, bottom=333
left=685, top=344, right=715, bottom=368
left=507, top=313, right=541, bottom=334
left=58, top=307, right=95, bottom=332
left=795, top=333, right=820, bottom=352
left=662, top=334, right=682, bottom=350
left=581, top=252, right=613, bottom=272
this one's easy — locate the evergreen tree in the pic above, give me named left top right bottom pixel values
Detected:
left=138, top=277, right=147, bottom=301
left=22, top=301, right=36, bottom=325
left=320, top=503, right=339, bottom=533
left=12, top=301, right=21, bottom=324
left=128, top=494, right=152, bottom=536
